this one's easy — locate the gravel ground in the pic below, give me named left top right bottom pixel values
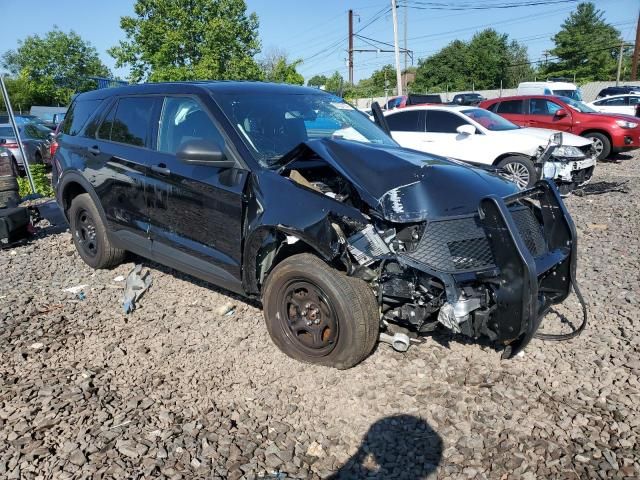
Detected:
left=1, top=152, right=639, bottom=479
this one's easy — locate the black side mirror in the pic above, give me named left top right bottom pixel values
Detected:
left=371, top=102, right=391, bottom=135
left=176, top=139, right=235, bottom=168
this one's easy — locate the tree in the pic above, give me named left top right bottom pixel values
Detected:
left=260, top=48, right=304, bottom=85
left=543, top=2, right=623, bottom=82
left=109, top=0, right=262, bottom=82
left=307, top=74, right=328, bottom=88
left=324, top=71, right=344, bottom=94
left=2, top=28, right=110, bottom=107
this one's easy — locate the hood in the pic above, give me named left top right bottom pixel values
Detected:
left=290, top=139, right=520, bottom=222
left=510, top=127, right=591, bottom=147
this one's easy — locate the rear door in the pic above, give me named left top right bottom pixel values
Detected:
left=494, top=99, right=526, bottom=126
left=385, top=110, right=425, bottom=150
left=525, top=98, right=573, bottom=131
left=146, top=94, right=248, bottom=292
left=592, top=96, right=634, bottom=116
left=88, top=95, right=158, bottom=250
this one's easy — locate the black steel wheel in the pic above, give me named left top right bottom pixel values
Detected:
left=263, top=253, right=379, bottom=369
left=69, top=193, right=125, bottom=269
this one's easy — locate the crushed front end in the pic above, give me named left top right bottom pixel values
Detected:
left=347, top=180, right=576, bottom=358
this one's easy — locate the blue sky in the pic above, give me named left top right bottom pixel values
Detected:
left=1, top=0, right=637, bottom=83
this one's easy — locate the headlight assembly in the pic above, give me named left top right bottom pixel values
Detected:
left=542, top=161, right=557, bottom=179
left=615, top=119, right=638, bottom=129
left=553, top=145, right=585, bottom=159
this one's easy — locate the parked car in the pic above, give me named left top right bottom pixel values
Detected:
left=0, top=114, right=56, bottom=130
left=479, top=95, right=640, bottom=159
left=384, top=105, right=596, bottom=193
left=451, top=93, right=485, bottom=106
left=384, top=94, right=443, bottom=110
left=0, top=122, right=52, bottom=172
left=517, top=81, right=581, bottom=101
left=586, top=94, right=640, bottom=117
left=29, top=106, right=68, bottom=127
left=595, top=86, right=640, bottom=99
left=53, top=82, right=578, bottom=368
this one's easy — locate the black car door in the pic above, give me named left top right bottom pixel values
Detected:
left=146, top=94, right=248, bottom=293
left=88, top=95, right=159, bottom=253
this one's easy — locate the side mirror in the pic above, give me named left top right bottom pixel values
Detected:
left=456, top=124, right=476, bottom=135
left=176, top=139, right=235, bottom=167
left=554, top=108, right=568, bottom=118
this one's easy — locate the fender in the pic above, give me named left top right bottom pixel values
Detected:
left=56, top=170, right=109, bottom=227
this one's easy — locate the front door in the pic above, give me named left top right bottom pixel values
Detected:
left=525, top=98, right=573, bottom=131
left=146, top=95, right=248, bottom=292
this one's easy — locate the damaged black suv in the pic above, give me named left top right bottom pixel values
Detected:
left=53, top=82, right=577, bottom=368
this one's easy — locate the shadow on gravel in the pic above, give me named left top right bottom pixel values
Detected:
left=327, top=414, right=442, bottom=479
left=573, top=180, right=630, bottom=197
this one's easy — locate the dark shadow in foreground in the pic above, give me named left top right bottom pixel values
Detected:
left=327, top=414, right=443, bottom=479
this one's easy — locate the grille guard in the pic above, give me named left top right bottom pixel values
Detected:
left=479, top=180, right=577, bottom=358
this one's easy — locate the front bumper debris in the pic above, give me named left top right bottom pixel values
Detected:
left=551, top=156, right=597, bottom=184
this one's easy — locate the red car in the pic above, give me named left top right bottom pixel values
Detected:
left=479, top=95, right=640, bottom=160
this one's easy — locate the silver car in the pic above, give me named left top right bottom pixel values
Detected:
left=0, top=122, right=52, bottom=172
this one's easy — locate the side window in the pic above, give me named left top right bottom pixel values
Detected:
left=385, top=111, right=423, bottom=132
left=60, top=99, right=103, bottom=136
left=157, top=96, right=225, bottom=154
left=426, top=110, right=467, bottom=133
left=109, top=97, right=155, bottom=147
left=601, top=97, right=626, bottom=106
left=97, top=103, right=116, bottom=140
left=486, top=102, right=499, bottom=113
left=629, top=96, right=640, bottom=105
left=496, top=100, right=523, bottom=114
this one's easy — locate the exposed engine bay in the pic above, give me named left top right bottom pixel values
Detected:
left=273, top=139, right=579, bottom=358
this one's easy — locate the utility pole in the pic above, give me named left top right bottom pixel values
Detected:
left=632, top=11, right=640, bottom=81
left=391, top=0, right=402, bottom=96
left=616, top=40, right=624, bottom=86
left=348, top=9, right=354, bottom=84
left=403, top=3, right=408, bottom=75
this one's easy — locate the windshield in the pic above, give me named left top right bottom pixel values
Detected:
left=462, top=108, right=520, bottom=131
left=553, top=89, right=582, bottom=101
left=0, top=126, right=16, bottom=138
left=216, top=92, right=396, bottom=166
left=557, top=96, right=597, bottom=113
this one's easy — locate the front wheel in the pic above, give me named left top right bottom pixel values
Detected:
left=582, top=132, right=611, bottom=160
left=497, top=156, right=538, bottom=190
left=262, top=253, right=379, bottom=369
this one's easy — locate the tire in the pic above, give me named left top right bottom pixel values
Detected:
left=262, top=253, right=379, bottom=369
left=497, top=155, right=538, bottom=190
left=0, top=176, right=18, bottom=192
left=68, top=193, right=125, bottom=269
left=582, top=132, right=611, bottom=160
left=12, top=157, right=25, bottom=178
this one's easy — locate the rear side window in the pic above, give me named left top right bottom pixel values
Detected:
left=596, top=97, right=626, bottom=106
left=98, top=97, right=155, bottom=147
left=386, top=110, right=423, bottom=132
left=496, top=100, right=523, bottom=114
left=61, top=99, right=102, bottom=136
left=426, top=110, right=467, bottom=133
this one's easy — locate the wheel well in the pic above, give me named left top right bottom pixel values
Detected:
left=62, top=181, right=87, bottom=213
left=581, top=129, right=611, bottom=145
left=492, top=153, right=531, bottom=166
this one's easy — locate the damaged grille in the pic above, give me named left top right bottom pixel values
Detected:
left=404, top=205, right=547, bottom=273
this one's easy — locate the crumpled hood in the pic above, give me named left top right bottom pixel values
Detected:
left=512, top=127, right=592, bottom=147
left=296, top=139, right=520, bottom=222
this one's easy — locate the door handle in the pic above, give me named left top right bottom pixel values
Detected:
left=87, top=145, right=100, bottom=155
left=151, top=164, right=171, bottom=176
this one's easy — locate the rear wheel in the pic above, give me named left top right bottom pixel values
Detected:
left=583, top=132, right=610, bottom=160
left=497, top=156, right=537, bottom=189
left=262, top=253, right=379, bottom=369
left=69, top=193, right=125, bottom=269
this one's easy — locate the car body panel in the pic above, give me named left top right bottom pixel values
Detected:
left=587, top=94, right=640, bottom=117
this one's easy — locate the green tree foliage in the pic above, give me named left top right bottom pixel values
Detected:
left=307, top=75, right=328, bottom=88
left=2, top=28, right=110, bottom=108
left=324, top=71, right=345, bottom=94
left=109, top=0, right=262, bottom=82
left=542, top=2, right=624, bottom=82
left=260, top=49, right=304, bottom=85
left=412, top=30, right=532, bottom=92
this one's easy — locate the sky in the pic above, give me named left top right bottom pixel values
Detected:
left=1, top=0, right=637, bottom=83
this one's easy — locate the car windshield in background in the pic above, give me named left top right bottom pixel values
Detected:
left=462, top=108, right=520, bottom=131
left=553, top=89, right=582, bottom=101
left=558, top=96, right=597, bottom=113
left=216, top=93, right=396, bottom=167
left=0, top=126, right=16, bottom=137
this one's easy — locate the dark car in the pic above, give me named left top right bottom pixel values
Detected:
left=596, top=86, right=640, bottom=99
left=451, top=93, right=486, bottom=106
left=52, top=82, right=578, bottom=368
left=480, top=95, right=640, bottom=159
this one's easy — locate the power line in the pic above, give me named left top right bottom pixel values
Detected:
left=400, top=0, right=579, bottom=10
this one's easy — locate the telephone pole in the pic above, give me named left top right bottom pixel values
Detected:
left=632, top=11, right=640, bottom=81
left=391, top=0, right=403, bottom=96
left=348, top=9, right=354, bottom=84
left=403, top=3, right=408, bottom=74
left=616, top=40, right=624, bottom=85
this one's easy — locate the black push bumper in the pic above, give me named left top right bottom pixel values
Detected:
left=479, top=180, right=577, bottom=358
